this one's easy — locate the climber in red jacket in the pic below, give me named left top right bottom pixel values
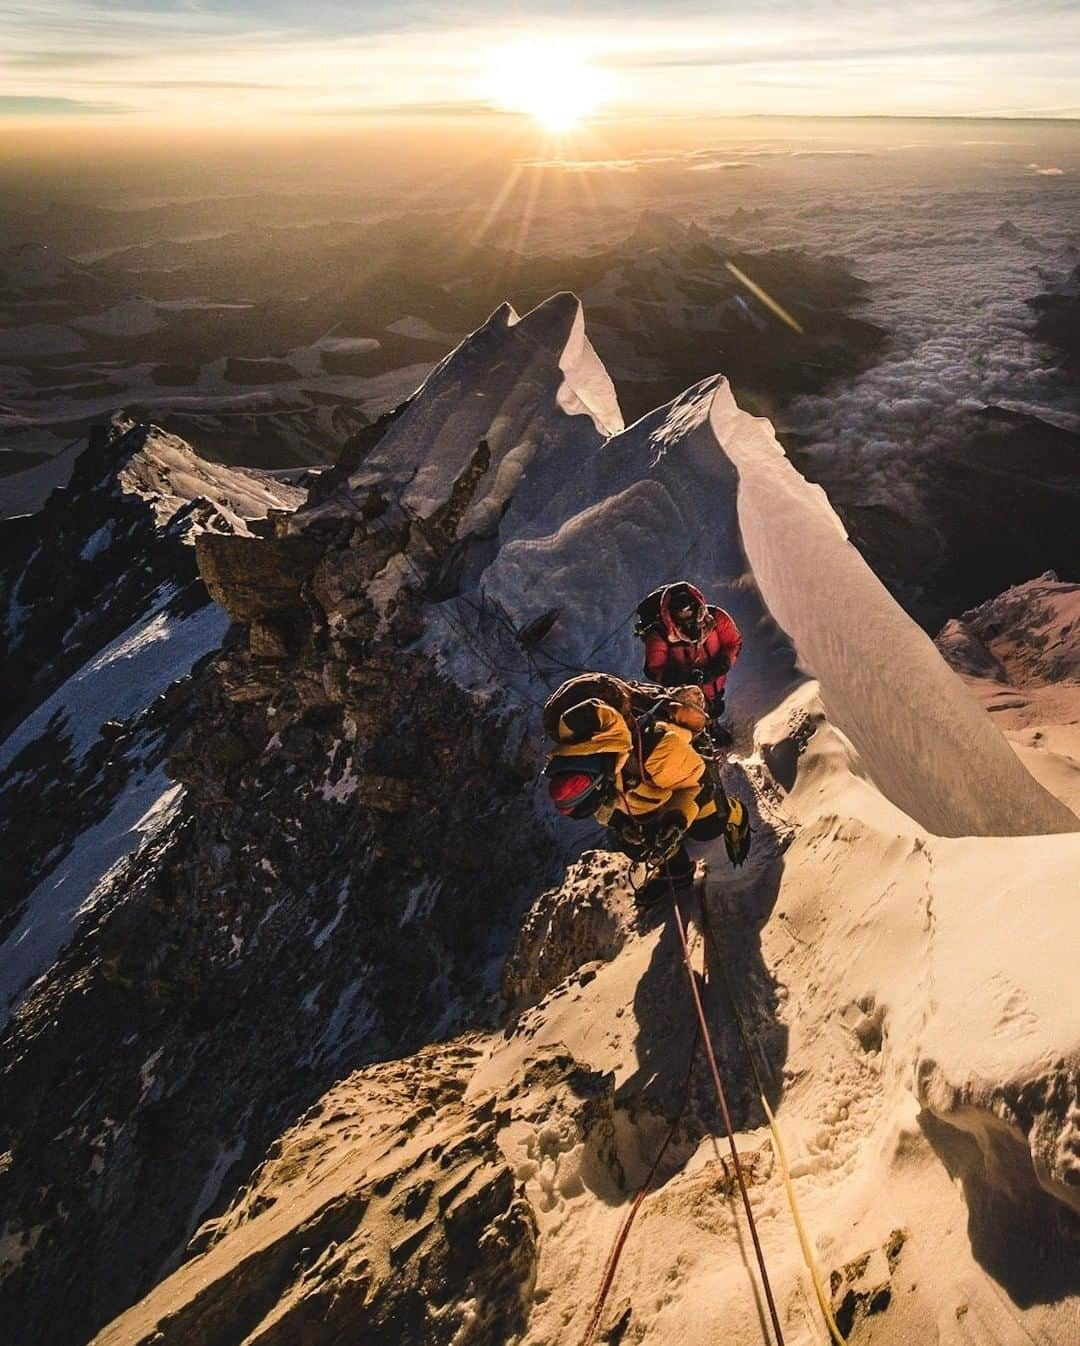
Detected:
left=636, top=581, right=742, bottom=719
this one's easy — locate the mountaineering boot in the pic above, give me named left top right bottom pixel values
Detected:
left=633, top=849, right=703, bottom=908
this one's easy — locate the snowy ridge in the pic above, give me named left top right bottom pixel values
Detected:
left=299, top=292, right=622, bottom=541
left=413, top=327, right=1075, bottom=835
left=710, top=385, right=1078, bottom=837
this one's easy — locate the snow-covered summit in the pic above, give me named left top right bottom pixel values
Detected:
left=3, top=293, right=1078, bottom=1346
left=111, top=418, right=304, bottom=533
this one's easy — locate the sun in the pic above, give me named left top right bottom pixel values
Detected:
left=487, top=41, right=616, bottom=134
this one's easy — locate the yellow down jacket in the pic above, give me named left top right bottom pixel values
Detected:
left=550, top=701, right=716, bottom=828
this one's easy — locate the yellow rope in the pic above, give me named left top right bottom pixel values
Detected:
left=696, top=896, right=846, bottom=1345
left=757, top=1089, right=846, bottom=1346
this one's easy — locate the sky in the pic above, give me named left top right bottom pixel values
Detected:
left=1, top=1, right=1079, bottom=126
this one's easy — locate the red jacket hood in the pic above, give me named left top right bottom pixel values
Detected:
left=660, top=582, right=708, bottom=643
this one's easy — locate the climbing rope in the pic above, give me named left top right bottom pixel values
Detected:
left=669, top=884, right=787, bottom=1346
left=580, top=1011, right=700, bottom=1346
left=582, top=863, right=786, bottom=1345
left=695, top=894, right=846, bottom=1346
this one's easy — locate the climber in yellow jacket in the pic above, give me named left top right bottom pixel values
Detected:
left=545, top=682, right=748, bottom=903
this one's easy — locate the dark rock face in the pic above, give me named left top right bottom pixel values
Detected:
left=0, top=421, right=302, bottom=1001
left=0, top=443, right=560, bottom=1346
left=93, top=1041, right=539, bottom=1346
left=196, top=533, right=325, bottom=623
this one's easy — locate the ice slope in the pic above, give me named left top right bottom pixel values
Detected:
left=0, top=591, right=228, bottom=771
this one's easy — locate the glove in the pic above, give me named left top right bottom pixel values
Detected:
left=723, top=797, right=751, bottom=868
left=650, top=812, right=687, bottom=861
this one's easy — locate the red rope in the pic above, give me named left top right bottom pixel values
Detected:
left=580, top=963, right=700, bottom=1346
left=670, top=895, right=786, bottom=1345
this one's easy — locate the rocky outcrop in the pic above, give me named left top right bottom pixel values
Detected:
left=93, top=1041, right=538, bottom=1346
left=503, top=852, right=637, bottom=1013
left=0, top=436, right=560, bottom=1346
left=936, top=572, right=1080, bottom=691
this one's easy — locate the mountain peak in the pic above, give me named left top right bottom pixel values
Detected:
left=299, top=291, right=621, bottom=538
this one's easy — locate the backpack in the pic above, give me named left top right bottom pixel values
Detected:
left=542, top=675, right=636, bottom=820
left=633, top=586, right=667, bottom=638
left=542, top=673, right=635, bottom=742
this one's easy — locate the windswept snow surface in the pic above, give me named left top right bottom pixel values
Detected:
left=709, top=387, right=1078, bottom=837
left=463, top=362, right=1075, bottom=836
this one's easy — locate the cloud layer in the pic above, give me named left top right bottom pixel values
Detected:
left=2, top=1, right=1079, bottom=121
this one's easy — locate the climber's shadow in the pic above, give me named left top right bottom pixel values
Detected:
left=614, top=802, right=789, bottom=1189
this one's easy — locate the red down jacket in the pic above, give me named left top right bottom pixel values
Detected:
left=642, top=583, right=742, bottom=708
